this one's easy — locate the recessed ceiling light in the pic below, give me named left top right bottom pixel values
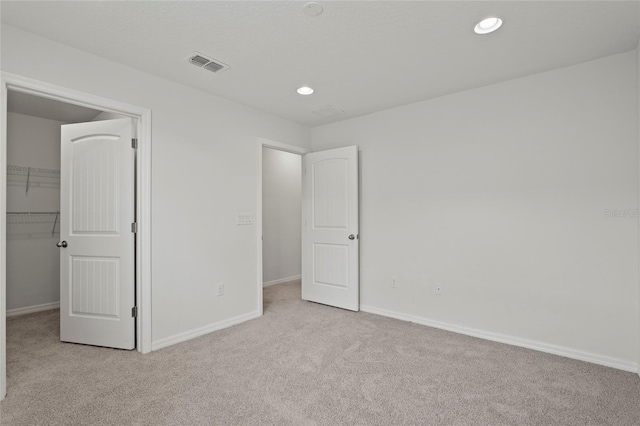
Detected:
left=297, top=86, right=314, bottom=95
left=474, top=17, right=503, bottom=35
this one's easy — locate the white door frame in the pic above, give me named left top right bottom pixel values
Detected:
left=0, top=72, right=153, bottom=400
left=256, top=138, right=309, bottom=315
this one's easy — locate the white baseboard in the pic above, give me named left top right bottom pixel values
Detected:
left=151, top=310, right=261, bottom=351
left=360, top=304, right=638, bottom=373
left=263, top=275, right=301, bottom=287
left=7, top=301, right=60, bottom=317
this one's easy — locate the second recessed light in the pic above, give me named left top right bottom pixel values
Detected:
left=474, top=17, right=503, bottom=35
left=297, top=86, right=314, bottom=95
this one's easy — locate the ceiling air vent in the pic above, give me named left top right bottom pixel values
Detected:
left=188, top=52, right=229, bottom=74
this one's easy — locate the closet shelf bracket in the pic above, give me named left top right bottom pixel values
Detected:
left=26, top=167, right=31, bottom=194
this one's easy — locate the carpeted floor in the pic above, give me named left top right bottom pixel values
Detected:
left=1, top=280, right=639, bottom=425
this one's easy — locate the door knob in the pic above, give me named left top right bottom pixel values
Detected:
left=348, top=234, right=356, bottom=240
left=56, top=241, right=68, bottom=248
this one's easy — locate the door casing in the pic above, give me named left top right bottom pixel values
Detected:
left=0, top=72, right=153, bottom=400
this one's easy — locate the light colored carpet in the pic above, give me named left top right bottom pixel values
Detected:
left=1, top=280, right=639, bottom=425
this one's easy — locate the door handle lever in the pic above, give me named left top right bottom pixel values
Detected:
left=56, top=241, right=68, bottom=248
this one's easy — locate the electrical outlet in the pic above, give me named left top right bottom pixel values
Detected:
left=217, top=282, right=224, bottom=296
left=391, top=276, right=398, bottom=288
left=435, top=283, right=443, bottom=295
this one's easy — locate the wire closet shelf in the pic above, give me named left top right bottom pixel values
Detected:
left=7, top=164, right=61, bottom=193
left=6, top=211, right=60, bottom=237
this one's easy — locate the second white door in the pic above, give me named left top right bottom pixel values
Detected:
left=302, top=146, right=359, bottom=311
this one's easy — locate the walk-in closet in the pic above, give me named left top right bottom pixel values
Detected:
left=5, top=91, right=113, bottom=319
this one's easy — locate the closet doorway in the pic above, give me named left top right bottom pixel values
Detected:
left=0, top=74, right=152, bottom=400
left=5, top=91, right=130, bottom=319
left=6, top=91, right=136, bottom=345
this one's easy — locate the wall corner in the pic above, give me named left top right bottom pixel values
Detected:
left=637, top=37, right=640, bottom=373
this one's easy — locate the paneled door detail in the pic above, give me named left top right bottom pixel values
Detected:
left=302, top=146, right=359, bottom=311
left=60, top=118, right=135, bottom=349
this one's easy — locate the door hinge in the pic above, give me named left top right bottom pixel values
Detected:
left=132, top=138, right=138, bottom=149
left=132, top=306, right=138, bottom=318
left=131, top=222, right=138, bottom=233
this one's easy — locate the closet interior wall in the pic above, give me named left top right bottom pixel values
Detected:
left=6, top=111, right=62, bottom=314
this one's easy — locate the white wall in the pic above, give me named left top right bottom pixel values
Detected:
left=1, top=25, right=311, bottom=345
left=312, top=51, right=640, bottom=366
left=262, top=147, right=301, bottom=285
left=6, top=112, right=61, bottom=312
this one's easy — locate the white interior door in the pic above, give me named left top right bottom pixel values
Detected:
left=59, top=118, right=135, bottom=349
left=302, top=145, right=359, bottom=311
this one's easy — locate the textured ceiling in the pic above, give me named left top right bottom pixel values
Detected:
left=1, top=1, right=639, bottom=127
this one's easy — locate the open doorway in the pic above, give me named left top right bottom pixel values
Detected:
left=256, top=139, right=360, bottom=315
left=5, top=91, right=124, bottom=317
left=1, top=74, right=152, bottom=400
left=257, top=139, right=309, bottom=314
left=4, top=91, right=136, bottom=393
left=262, top=147, right=302, bottom=288
left=261, top=146, right=302, bottom=311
